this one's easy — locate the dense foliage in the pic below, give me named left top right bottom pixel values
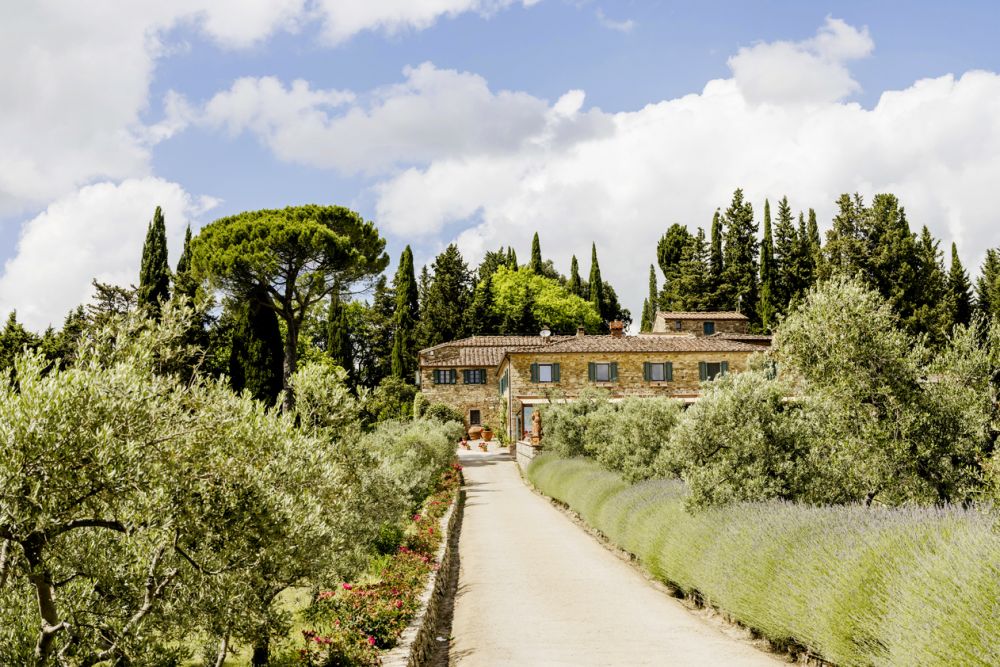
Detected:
left=528, top=456, right=1000, bottom=667
left=0, top=305, right=461, bottom=664
left=542, top=278, right=1000, bottom=508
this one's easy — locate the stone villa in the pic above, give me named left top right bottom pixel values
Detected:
left=418, top=312, right=770, bottom=441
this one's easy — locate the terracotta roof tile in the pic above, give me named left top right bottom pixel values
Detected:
left=512, top=335, right=765, bottom=354
left=656, top=311, right=749, bottom=321
left=419, top=335, right=574, bottom=368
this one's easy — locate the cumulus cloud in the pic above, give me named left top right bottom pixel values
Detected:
left=0, top=1, right=533, bottom=216
left=596, top=9, right=636, bottom=34
left=312, top=0, right=541, bottom=44
left=374, top=71, right=1000, bottom=323
left=196, top=64, right=612, bottom=174
left=0, top=178, right=218, bottom=330
left=728, top=16, right=874, bottom=104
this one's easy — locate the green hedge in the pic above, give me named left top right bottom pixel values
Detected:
left=527, top=454, right=1000, bottom=666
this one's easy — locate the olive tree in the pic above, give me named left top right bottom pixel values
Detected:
left=192, top=205, right=388, bottom=409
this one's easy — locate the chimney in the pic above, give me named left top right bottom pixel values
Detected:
left=609, top=320, right=625, bottom=338
left=576, top=326, right=586, bottom=337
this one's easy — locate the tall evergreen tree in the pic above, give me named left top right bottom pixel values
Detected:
left=976, top=248, right=1000, bottom=321
left=418, top=244, right=473, bottom=347
left=641, top=264, right=657, bottom=331
left=366, top=276, right=397, bottom=387
left=326, top=288, right=354, bottom=384
left=529, top=232, right=543, bottom=273
left=910, top=226, right=952, bottom=344
left=467, top=272, right=500, bottom=334
left=758, top=199, right=776, bottom=331
left=137, top=206, right=171, bottom=317
left=709, top=210, right=724, bottom=309
left=719, top=189, right=758, bottom=319
left=229, top=286, right=284, bottom=405
left=661, top=229, right=712, bottom=311
left=806, top=208, right=823, bottom=275
left=772, top=197, right=797, bottom=309
left=567, top=255, right=583, bottom=297
left=506, top=247, right=518, bottom=269
left=173, top=224, right=197, bottom=301
left=948, top=242, right=973, bottom=327
left=588, top=243, right=605, bottom=323
left=390, top=246, right=419, bottom=380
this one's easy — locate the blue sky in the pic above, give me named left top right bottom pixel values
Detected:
left=3, top=1, right=1000, bottom=329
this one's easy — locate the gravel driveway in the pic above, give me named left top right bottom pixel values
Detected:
left=448, top=447, right=784, bottom=666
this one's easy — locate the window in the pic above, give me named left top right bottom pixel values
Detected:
left=469, top=409, right=481, bottom=425
left=499, top=370, right=509, bottom=395
left=643, top=362, right=673, bottom=382
left=588, top=362, right=618, bottom=383
left=432, top=369, right=457, bottom=384
left=530, top=363, right=560, bottom=383
left=463, top=369, right=486, bottom=384
left=674, top=320, right=683, bottom=331
left=698, top=361, right=729, bottom=381
left=703, top=321, right=715, bottom=335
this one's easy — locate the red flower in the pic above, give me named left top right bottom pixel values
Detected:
left=368, top=635, right=376, bottom=646
left=342, top=583, right=353, bottom=590
left=393, top=599, right=403, bottom=609
left=413, top=513, right=421, bottom=522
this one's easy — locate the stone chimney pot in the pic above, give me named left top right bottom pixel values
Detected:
left=609, top=320, right=625, bottom=338
left=576, top=326, right=586, bottom=337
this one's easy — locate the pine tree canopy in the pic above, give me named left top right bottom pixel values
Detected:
left=192, top=204, right=388, bottom=408
left=137, top=205, right=171, bottom=317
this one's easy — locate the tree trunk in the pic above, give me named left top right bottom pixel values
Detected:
left=23, top=539, right=66, bottom=665
left=214, top=634, right=230, bottom=667
left=282, top=317, right=298, bottom=412
left=251, top=635, right=269, bottom=666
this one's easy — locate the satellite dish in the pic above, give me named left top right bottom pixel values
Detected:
left=540, top=328, right=552, bottom=337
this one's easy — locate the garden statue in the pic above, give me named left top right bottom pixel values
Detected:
left=531, top=409, right=543, bottom=445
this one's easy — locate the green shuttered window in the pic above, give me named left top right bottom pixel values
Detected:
left=530, top=362, right=559, bottom=383
left=588, top=362, right=617, bottom=382
left=433, top=369, right=457, bottom=384
left=643, top=362, right=673, bottom=382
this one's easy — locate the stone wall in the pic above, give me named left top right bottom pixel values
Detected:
left=652, top=317, right=749, bottom=335
left=506, top=350, right=753, bottom=399
left=515, top=440, right=543, bottom=470
left=418, top=367, right=503, bottom=430
left=382, top=487, right=464, bottom=667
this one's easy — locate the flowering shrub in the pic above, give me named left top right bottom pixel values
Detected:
left=297, top=462, right=462, bottom=666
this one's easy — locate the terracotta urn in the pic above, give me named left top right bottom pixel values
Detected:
left=481, top=428, right=494, bottom=442
left=468, top=425, right=483, bottom=440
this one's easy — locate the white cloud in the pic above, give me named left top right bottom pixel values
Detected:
left=0, top=178, right=218, bottom=330
left=596, top=9, right=635, bottom=34
left=373, top=71, right=1000, bottom=324
left=311, top=0, right=541, bottom=44
left=196, top=63, right=612, bottom=174
left=728, top=16, right=874, bottom=105
left=0, top=1, right=534, bottom=217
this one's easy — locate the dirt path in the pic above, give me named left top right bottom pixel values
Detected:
left=448, top=447, right=783, bottom=667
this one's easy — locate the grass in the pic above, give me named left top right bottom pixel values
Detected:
left=527, top=454, right=1000, bottom=666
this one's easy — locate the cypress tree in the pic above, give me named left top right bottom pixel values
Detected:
left=529, top=232, right=543, bottom=273
left=418, top=244, right=473, bottom=347
left=720, top=189, right=758, bottom=319
left=173, top=224, right=197, bottom=302
left=567, top=255, right=583, bottom=297
left=390, top=246, right=419, bottom=380
left=772, top=197, right=797, bottom=309
left=327, top=288, right=354, bottom=384
left=807, top=208, right=823, bottom=275
left=506, top=247, right=518, bottom=269
left=976, top=249, right=1000, bottom=321
left=230, top=286, right=284, bottom=405
left=588, top=243, right=605, bottom=323
left=467, top=273, right=499, bottom=334
left=137, top=205, right=171, bottom=317
left=641, top=264, right=658, bottom=331
left=758, top=199, right=776, bottom=331
left=948, top=242, right=973, bottom=327
left=710, top=210, right=724, bottom=279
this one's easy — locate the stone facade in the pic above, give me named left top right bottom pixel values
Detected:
left=418, top=367, right=503, bottom=431
left=500, top=350, right=753, bottom=441
left=651, top=311, right=749, bottom=336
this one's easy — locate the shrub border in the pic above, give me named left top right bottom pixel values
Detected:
left=382, top=481, right=465, bottom=667
left=519, top=463, right=831, bottom=666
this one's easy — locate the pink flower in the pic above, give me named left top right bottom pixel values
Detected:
left=342, top=583, right=353, bottom=590
left=413, top=513, right=421, bottom=522
left=318, top=591, right=335, bottom=601
left=368, top=635, right=376, bottom=646
left=427, top=527, right=434, bottom=535
left=393, top=599, right=403, bottom=609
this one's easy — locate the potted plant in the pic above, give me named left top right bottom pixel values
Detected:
left=481, top=424, right=494, bottom=442
left=468, top=425, right=483, bottom=440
